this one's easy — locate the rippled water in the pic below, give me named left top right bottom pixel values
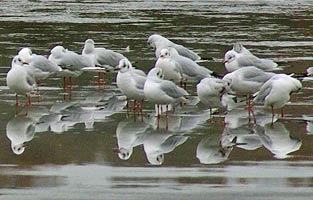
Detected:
left=1, top=1, right=313, bottom=199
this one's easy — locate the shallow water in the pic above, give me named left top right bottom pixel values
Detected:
left=1, top=1, right=313, bottom=199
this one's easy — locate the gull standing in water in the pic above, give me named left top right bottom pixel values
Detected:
left=144, top=68, right=188, bottom=128
left=147, top=33, right=201, bottom=61
left=222, top=66, right=275, bottom=119
left=196, top=77, right=227, bottom=115
left=48, top=45, right=94, bottom=93
left=223, top=43, right=278, bottom=72
left=154, top=48, right=182, bottom=83
left=82, top=39, right=126, bottom=85
left=6, top=55, right=36, bottom=109
left=223, top=66, right=275, bottom=96
left=116, top=58, right=146, bottom=115
left=253, top=73, right=302, bottom=119
left=18, top=47, right=62, bottom=84
left=158, top=48, right=213, bottom=87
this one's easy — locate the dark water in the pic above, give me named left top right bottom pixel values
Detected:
left=1, top=1, right=313, bottom=199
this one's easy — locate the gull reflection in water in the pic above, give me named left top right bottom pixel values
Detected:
left=6, top=115, right=36, bottom=155
left=224, top=107, right=278, bottom=129
left=142, top=130, right=188, bottom=165
left=196, top=133, right=234, bottom=164
left=221, top=125, right=263, bottom=151
left=257, top=122, right=302, bottom=159
left=115, top=119, right=149, bottom=160
left=148, top=108, right=210, bottom=132
left=36, top=95, right=127, bottom=133
left=303, top=115, right=313, bottom=135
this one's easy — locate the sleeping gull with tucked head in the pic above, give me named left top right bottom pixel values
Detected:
left=148, top=33, right=201, bottom=61
left=18, top=47, right=62, bottom=82
left=223, top=43, right=278, bottom=72
left=253, top=73, right=302, bottom=118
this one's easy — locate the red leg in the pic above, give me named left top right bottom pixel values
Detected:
left=165, top=104, right=169, bottom=130
left=103, top=72, right=106, bottom=85
left=63, top=76, right=67, bottom=92
left=15, top=94, right=19, bottom=107
left=157, top=104, right=160, bottom=129
left=98, top=72, right=101, bottom=86
left=69, top=77, right=73, bottom=89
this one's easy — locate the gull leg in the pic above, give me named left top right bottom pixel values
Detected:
left=69, top=77, right=73, bottom=99
left=165, top=104, right=169, bottom=130
left=133, top=100, right=137, bottom=122
left=247, top=98, right=256, bottom=124
left=15, top=94, right=19, bottom=114
left=69, top=77, right=73, bottom=90
left=25, top=94, right=31, bottom=107
left=102, top=72, right=106, bottom=85
left=157, top=104, right=160, bottom=129
left=126, top=99, right=129, bottom=116
left=98, top=72, right=101, bottom=87
left=140, top=99, right=144, bottom=122
left=280, top=107, right=284, bottom=118
left=63, top=76, right=67, bottom=92
left=271, top=105, right=275, bottom=125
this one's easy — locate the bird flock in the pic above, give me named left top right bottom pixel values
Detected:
left=6, top=33, right=304, bottom=125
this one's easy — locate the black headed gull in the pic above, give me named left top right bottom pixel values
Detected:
left=196, top=77, right=227, bottom=114
left=48, top=45, right=93, bottom=91
left=116, top=58, right=147, bottom=113
left=223, top=66, right=275, bottom=96
left=82, top=39, right=125, bottom=85
left=6, top=55, right=36, bottom=107
left=154, top=48, right=182, bottom=83
left=253, top=73, right=302, bottom=117
left=223, top=43, right=278, bottom=72
left=160, top=47, right=213, bottom=85
left=18, top=47, right=62, bottom=82
left=144, top=68, right=188, bottom=111
left=147, top=33, right=201, bottom=61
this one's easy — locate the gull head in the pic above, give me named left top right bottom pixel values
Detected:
left=11, top=55, right=27, bottom=67
left=159, top=48, right=170, bottom=58
left=147, top=67, right=164, bottom=80
left=223, top=50, right=236, bottom=64
left=18, top=47, right=32, bottom=63
left=83, top=39, right=95, bottom=54
left=147, top=34, right=164, bottom=49
left=117, top=58, right=133, bottom=72
left=50, top=45, right=66, bottom=55
left=222, top=73, right=233, bottom=92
